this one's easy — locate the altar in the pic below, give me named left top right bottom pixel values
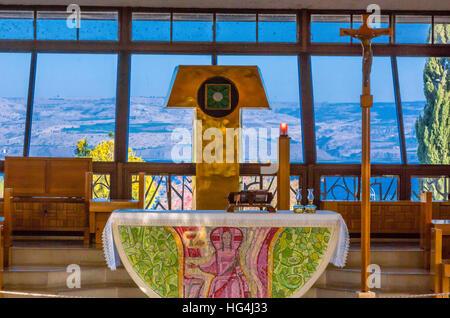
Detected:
left=103, top=210, right=349, bottom=298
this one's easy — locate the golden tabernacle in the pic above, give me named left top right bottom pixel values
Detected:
left=166, top=65, right=269, bottom=210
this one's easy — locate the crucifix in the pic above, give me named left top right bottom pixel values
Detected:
left=340, top=14, right=392, bottom=296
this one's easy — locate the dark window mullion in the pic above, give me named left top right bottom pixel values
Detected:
left=213, top=13, right=216, bottom=42
left=170, top=12, right=173, bottom=43
left=298, top=54, right=316, bottom=165
left=23, top=52, right=37, bottom=157
left=431, top=15, right=435, bottom=44
left=256, top=12, right=259, bottom=42
left=391, top=56, right=407, bottom=165
left=33, top=10, right=37, bottom=40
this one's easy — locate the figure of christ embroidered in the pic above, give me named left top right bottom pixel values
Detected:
left=197, top=228, right=250, bottom=298
left=176, top=226, right=279, bottom=298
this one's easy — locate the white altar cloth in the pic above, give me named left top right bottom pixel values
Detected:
left=103, top=210, right=349, bottom=271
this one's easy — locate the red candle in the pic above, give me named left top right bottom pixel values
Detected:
left=280, top=123, right=288, bottom=136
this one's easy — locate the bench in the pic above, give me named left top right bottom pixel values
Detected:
left=86, top=172, right=145, bottom=247
left=431, top=223, right=450, bottom=298
left=420, top=193, right=450, bottom=268
left=3, top=157, right=92, bottom=267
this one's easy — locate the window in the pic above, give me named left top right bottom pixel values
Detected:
left=132, top=12, right=171, bottom=41
left=30, top=53, right=118, bottom=159
left=370, top=176, right=399, bottom=201
left=321, top=176, right=359, bottom=201
left=216, top=14, right=256, bottom=42
left=170, top=176, right=193, bottom=210
left=129, top=54, right=212, bottom=162
left=79, top=11, right=118, bottom=41
left=321, top=176, right=398, bottom=201
left=433, top=16, right=449, bottom=44
left=0, top=53, right=31, bottom=158
left=92, top=174, right=111, bottom=199
left=37, top=11, right=76, bottom=40
left=397, top=56, right=448, bottom=164
left=239, top=175, right=300, bottom=209
left=173, top=13, right=213, bottom=42
left=0, top=10, right=33, bottom=39
left=411, top=176, right=449, bottom=201
left=370, top=57, right=402, bottom=164
left=132, top=175, right=193, bottom=210
left=218, top=55, right=303, bottom=163
left=258, top=14, right=297, bottom=43
left=397, top=57, right=426, bottom=163
left=312, top=56, right=401, bottom=163
left=396, top=15, right=432, bottom=44
left=311, top=14, right=350, bottom=43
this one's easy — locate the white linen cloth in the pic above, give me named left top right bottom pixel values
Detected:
left=103, top=210, right=349, bottom=270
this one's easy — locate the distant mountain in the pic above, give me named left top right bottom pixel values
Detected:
left=0, top=97, right=426, bottom=163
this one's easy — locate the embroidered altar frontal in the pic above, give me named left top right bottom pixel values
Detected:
left=104, top=211, right=349, bottom=298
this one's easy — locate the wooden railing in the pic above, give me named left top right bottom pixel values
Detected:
left=88, top=162, right=450, bottom=203
left=1, top=162, right=449, bottom=203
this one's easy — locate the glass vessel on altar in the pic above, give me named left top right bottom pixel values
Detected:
left=293, top=189, right=304, bottom=213
left=305, top=189, right=317, bottom=213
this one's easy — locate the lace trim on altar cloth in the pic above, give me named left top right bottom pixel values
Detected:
left=330, top=216, right=350, bottom=268
left=103, top=216, right=120, bottom=270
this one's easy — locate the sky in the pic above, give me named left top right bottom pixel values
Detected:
left=34, top=53, right=118, bottom=99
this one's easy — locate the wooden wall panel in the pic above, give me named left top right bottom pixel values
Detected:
left=321, top=201, right=424, bottom=234
left=436, top=202, right=450, bottom=219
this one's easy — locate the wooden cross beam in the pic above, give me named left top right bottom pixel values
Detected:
left=340, top=14, right=392, bottom=40
left=340, top=14, right=393, bottom=296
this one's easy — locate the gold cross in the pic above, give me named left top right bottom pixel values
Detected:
left=340, top=14, right=392, bottom=92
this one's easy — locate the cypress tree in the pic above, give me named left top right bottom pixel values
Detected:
left=415, top=23, right=449, bottom=199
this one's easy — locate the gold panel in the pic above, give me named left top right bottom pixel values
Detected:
left=192, top=108, right=240, bottom=210
left=166, top=65, right=270, bottom=109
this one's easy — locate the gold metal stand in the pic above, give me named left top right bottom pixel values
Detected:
left=277, top=135, right=291, bottom=211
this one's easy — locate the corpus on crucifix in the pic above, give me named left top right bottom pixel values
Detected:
left=340, top=14, right=392, bottom=296
left=340, top=14, right=391, bottom=93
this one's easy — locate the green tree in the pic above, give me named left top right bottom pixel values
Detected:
left=75, top=133, right=155, bottom=205
left=75, top=138, right=92, bottom=157
left=415, top=24, right=449, bottom=200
